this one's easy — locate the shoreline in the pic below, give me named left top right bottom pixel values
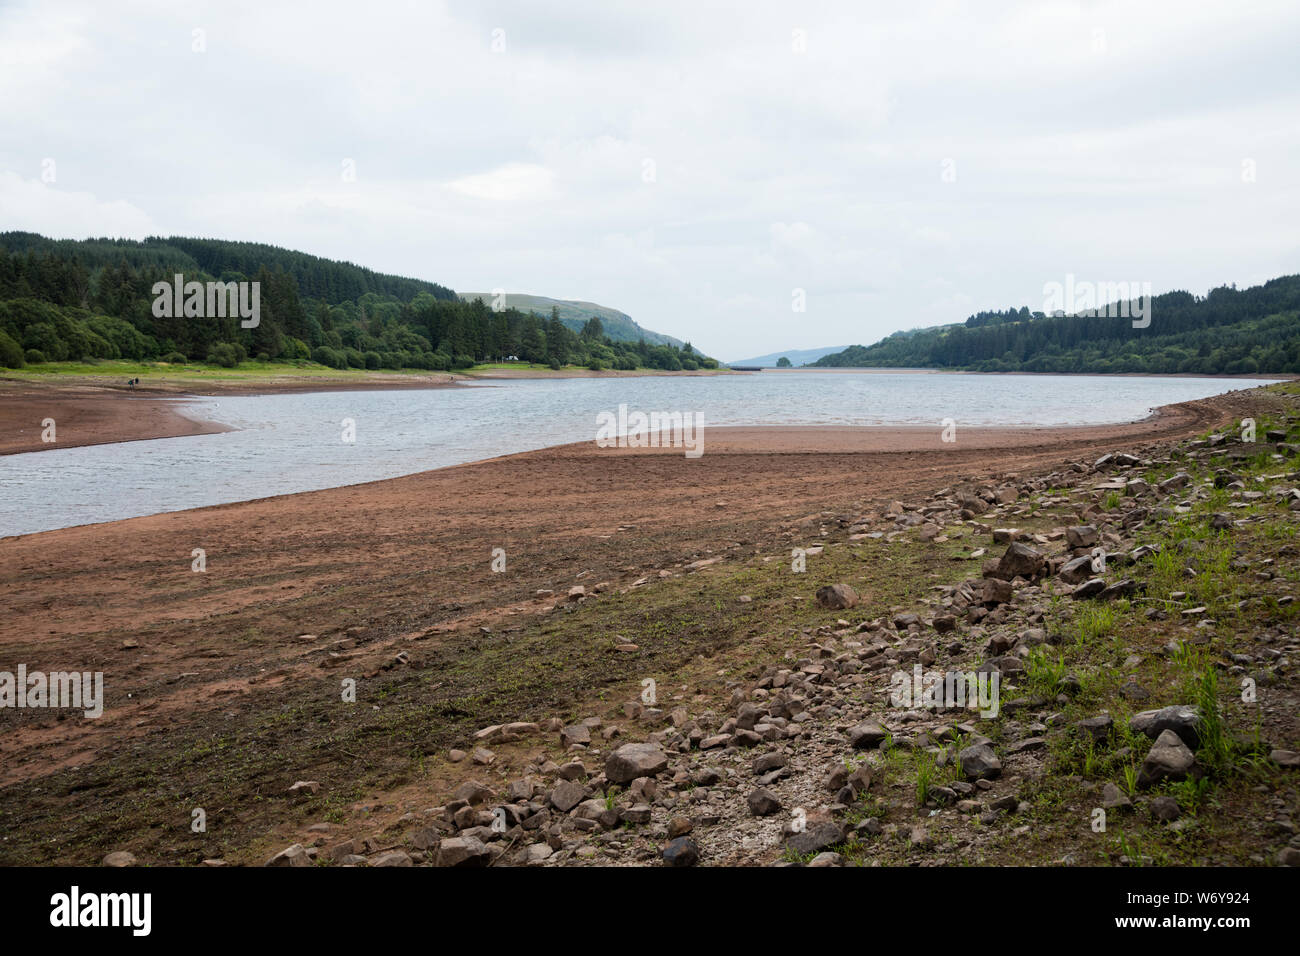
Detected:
left=0, top=372, right=1274, bottom=459
left=0, top=367, right=740, bottom=455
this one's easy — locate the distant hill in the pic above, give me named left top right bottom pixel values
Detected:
left=726, top=345, right=852, bottom=367
left=458, top=292, right=683, bottom=347
left=811, top=275, right=1300, bottom=375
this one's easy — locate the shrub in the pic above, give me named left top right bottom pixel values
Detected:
left=256, top=352, right=270, bottom=363
left=344, top=348, right=365, bottom=369
left=86, top=315, right=150, bottom=359
left=0, top=330, right=25, bottom=368
left=22, top=322, right=66, bottom=361
left=451, top=353, right=475, bottom=369
left=363, top=350, right=382, bottom=370
left=206, top=342, right=240, bottom=368
left=24, top=348, right=45, bottom=364
left=310, top=346, right=343, bottom=368
left=161, top=351, right=188, bottom=364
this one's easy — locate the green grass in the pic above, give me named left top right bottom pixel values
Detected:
left=3, top=358, right=446, bottom=383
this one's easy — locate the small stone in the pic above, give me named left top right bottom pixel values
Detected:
left=265, top=844, right=311, bottom=867
left=807, top=852, right=844, bottom=867
left=1102, top=782, right=1132, bottom=810
left=1138, top=729, right=1195, bottom=788
left=957, top=743, right=1001, bottom=780
left=549, top=779, right=589, bottom=813
left=816, top=584, right=859, bottom=610
left=1149, top=796, right=1181, bottom=822
left=746, top=788, right=782, bottom=816
left=667, top=816, right=694, bottom=838
left=1131, top=705, right=1200, bottom=749
left=848, top=721, right=888, bottom=749
left=785, top=822, right=844, bottom=856
left=661, top=837, right=699, bottom=867
left=1270, top=749, right=1299, bottom=768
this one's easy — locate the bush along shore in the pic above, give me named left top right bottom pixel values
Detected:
left=252, top=391, right=1300, bottom=869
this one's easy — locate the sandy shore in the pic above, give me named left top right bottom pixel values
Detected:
left=0, top=384, right=233, bottom=455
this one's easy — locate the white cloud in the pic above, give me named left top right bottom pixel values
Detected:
left=0, top=172, right=156, bottom=238
left=447, top=163, right=556, bottom=202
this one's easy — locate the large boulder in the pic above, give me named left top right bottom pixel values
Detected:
left=1065, top=525, right=1099, bottom=549
left=982, top=578, right=1013, bottom=605
left=995, top=543, right=1046, bottom=580
left=605, top=742, right=669, bottom=784
left=436, top=836, right=492, bottom=867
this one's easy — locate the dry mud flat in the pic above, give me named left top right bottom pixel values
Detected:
left=0, top=386, right=1294, bottom=866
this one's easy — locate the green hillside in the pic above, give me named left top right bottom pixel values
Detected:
left=812, top=276, right=1300, bottom=375
left=0, top=234, right=713, bottom=373
left=458, top=292, right=682, bottom=347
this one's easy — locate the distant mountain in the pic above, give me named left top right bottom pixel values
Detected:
left=811, top=275, right=1300, bottom=375
left=726, top=345, right=853, bottom=367
left=458, top=292, right=683, bottom=347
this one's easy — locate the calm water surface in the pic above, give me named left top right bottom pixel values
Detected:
left=0, top=371, right=1278, bottom=536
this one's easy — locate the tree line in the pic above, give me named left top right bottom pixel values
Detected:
left=0, top=234, right=713, bottom=372
left=811, top=276, right=1300, bottom=375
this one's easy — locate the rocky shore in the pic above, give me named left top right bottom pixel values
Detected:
left=260, top=396, right=1300, bottom=868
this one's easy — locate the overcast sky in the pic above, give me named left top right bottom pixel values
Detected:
left=2, top=0, right=1298, bottom=360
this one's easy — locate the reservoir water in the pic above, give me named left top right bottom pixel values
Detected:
left=0, top=371, right=1278, bottom=537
